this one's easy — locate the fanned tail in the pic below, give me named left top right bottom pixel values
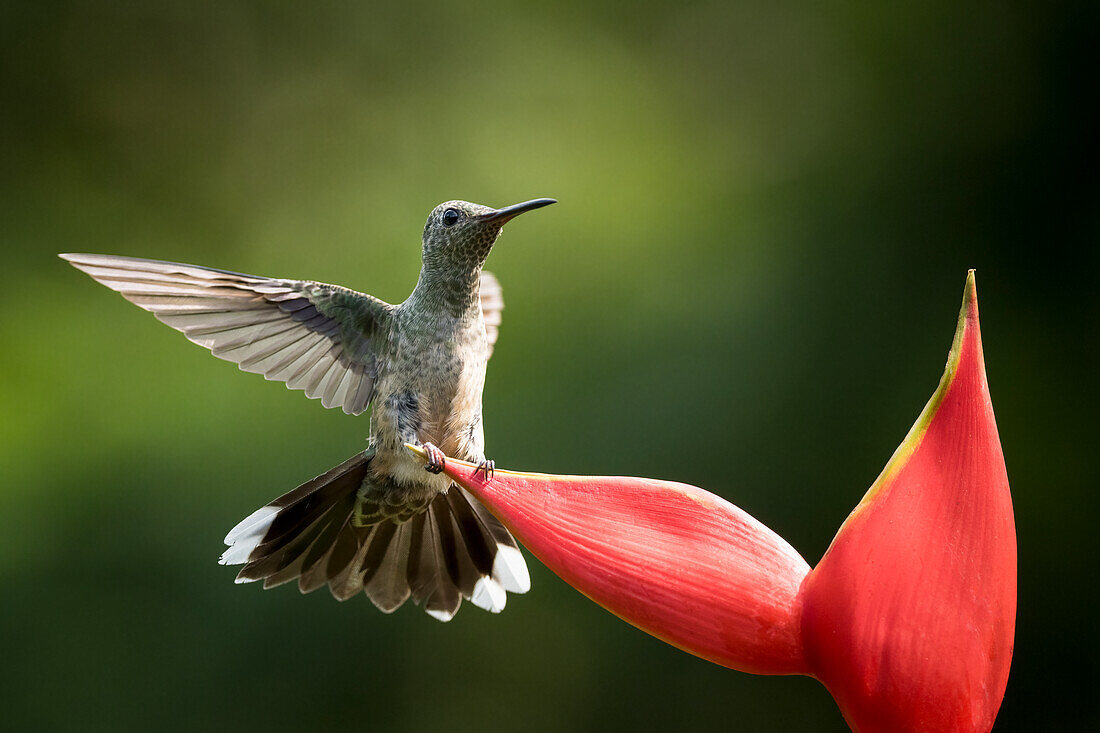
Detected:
left=220, top=451, right=530, bottom=621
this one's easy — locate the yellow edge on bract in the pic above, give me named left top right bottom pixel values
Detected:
left=831, top=270, right=976, bottom=536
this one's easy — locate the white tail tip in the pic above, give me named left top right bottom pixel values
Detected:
left=492, top=545, right=531, bottom=594
left=471, top=576, right=508, bottom=613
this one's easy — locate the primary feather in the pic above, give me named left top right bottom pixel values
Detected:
left=60, top=253, right=390, bottom=415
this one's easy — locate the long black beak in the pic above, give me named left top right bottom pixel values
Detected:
left=477, top=198, right=557, bottom=224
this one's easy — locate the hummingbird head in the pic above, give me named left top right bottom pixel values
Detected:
left=421, top=198, right=556, bottom=272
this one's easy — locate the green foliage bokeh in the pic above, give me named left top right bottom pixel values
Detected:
left=1, top=1, right=1094, bottom=730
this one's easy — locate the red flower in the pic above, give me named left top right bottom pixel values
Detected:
left=410, top=271, right=1016, bottom=732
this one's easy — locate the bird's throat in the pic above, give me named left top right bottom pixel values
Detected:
left=407, top=263, right=483, bottom=320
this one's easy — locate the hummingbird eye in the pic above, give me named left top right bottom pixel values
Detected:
left=442, top=208, right=461, bottom=227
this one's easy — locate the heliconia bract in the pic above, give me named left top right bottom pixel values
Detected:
left=409, top=271, right=1016, bottom=732
left=799, top=271, right=1016, bottom=731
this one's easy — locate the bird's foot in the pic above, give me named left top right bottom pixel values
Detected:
left=476, top=458, right=495, bottom=482
left=422, top=442, right=446, bottom=474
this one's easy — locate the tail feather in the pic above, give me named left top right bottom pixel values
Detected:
left=444, top=488, right=509, bottom=612
left=237, top=498, right=347, bottom=584
left=438, top=503, right=483, bottom=602
left=327, top=524, right=377, bottom=601
left=297, top=504, right=356, bottom=593
left=223, top=505, right=278, bottom=547
left=221, top=450, right=530, bottom=620
left=298, top=534, right=339, bottom=593
left=457, top=487, right=531, bottom=594
left=409, top=505, right=462, bottom=622
left=324, top=521, right=365, bottom=582
left=444, top=488, right=497, bottom=574
left=257, top=502, right=353, bottom=590
left=255, top=458, right=365, bottom=550
left=358, top=519, right=397, bottom=587
left=261, top=552, right=308, bottom=590
left=223, top=452, right=369, bottom=582
left=364, top=521, right=413, bottom=612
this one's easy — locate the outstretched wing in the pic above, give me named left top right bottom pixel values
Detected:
left=479, top=270, right=504, bottom=358
left=61, top=253, right=392, bottom=415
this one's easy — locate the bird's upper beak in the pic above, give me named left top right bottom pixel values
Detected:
left=477, top=198, right=557, bottom=224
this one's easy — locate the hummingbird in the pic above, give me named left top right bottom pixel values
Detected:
left=61, top=197, right=556, bottom=621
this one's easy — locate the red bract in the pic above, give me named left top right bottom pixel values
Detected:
left=800, top=272, right=1016, bottom=731
left=411, top=271, right=1016, bottom=732
left=443, top=471, right=811, bottom=674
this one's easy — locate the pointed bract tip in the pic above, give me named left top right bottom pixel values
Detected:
left=948, top=269, right=980, bottom=379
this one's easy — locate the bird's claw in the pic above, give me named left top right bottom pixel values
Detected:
left=476, top=459, right=495, bottom=482
left=422, top=443, right=446, bottom=474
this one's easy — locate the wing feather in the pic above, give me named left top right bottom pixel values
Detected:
left=62, top=253, right=392, bottom=415
left=479, top=270, right=504, bottom=358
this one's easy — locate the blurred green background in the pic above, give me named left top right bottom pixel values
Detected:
left=1, top=1, right=1095, bottom=730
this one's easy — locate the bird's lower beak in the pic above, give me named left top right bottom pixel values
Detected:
left=477, top=198, right=557, bottom=224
